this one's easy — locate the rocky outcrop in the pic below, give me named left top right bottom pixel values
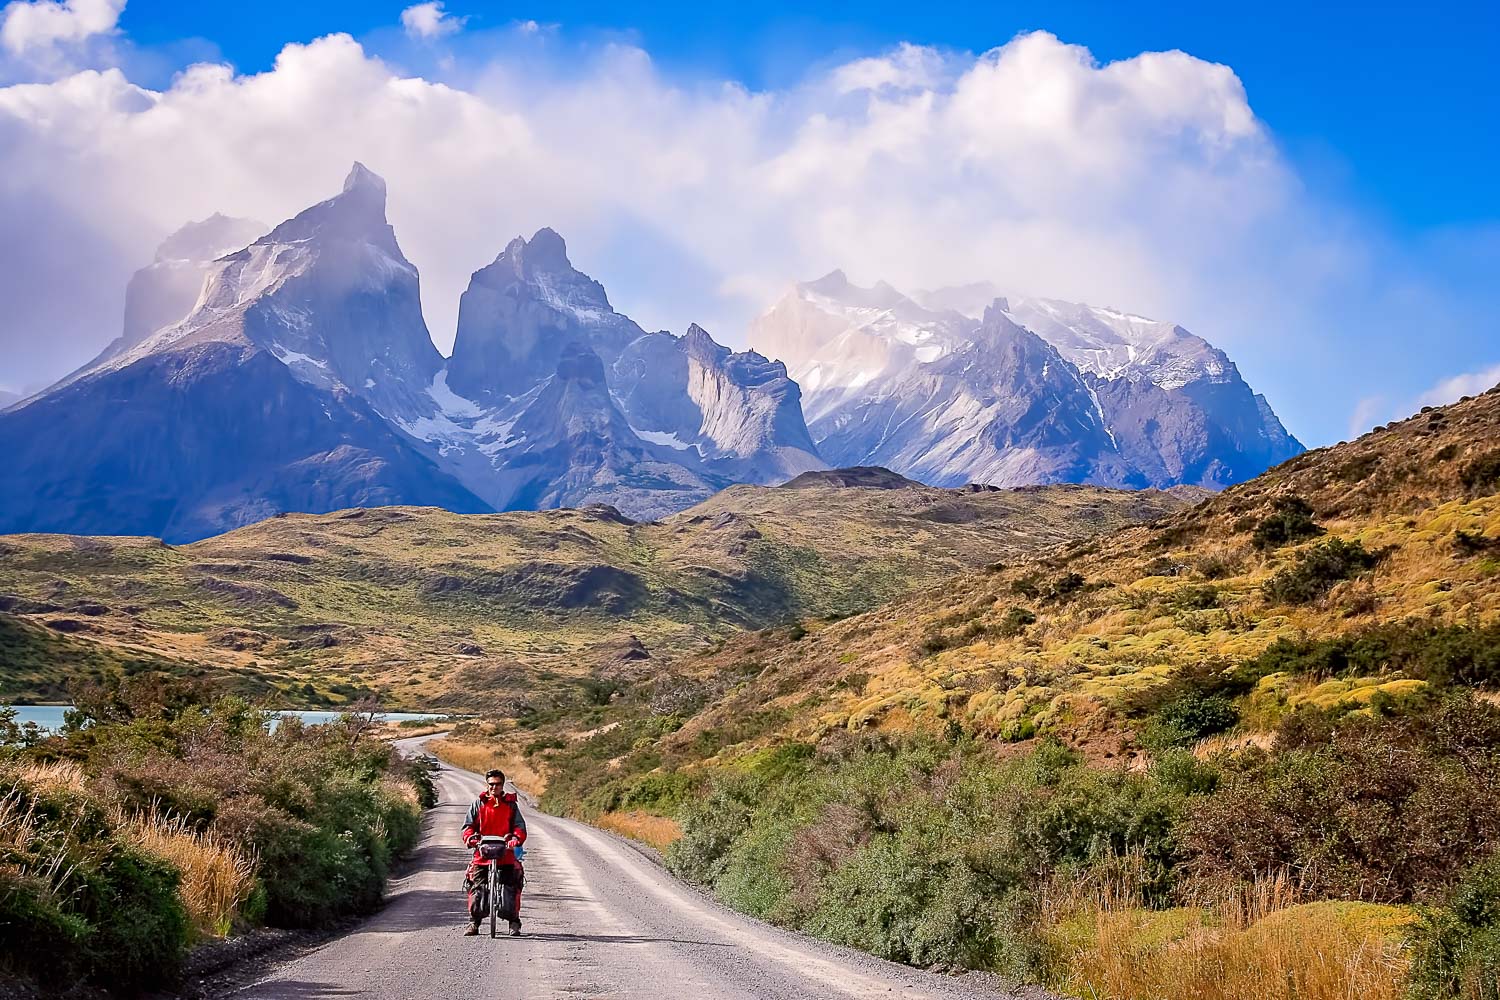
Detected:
left=611, top=324, right=825, bottom=484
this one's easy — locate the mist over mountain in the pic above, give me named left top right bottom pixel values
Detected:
left=0, top=167, right=827, bottom=538
left=0, top=164, right=1301, bottom=541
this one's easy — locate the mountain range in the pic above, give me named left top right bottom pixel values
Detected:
left=749, top=272, right=1302, bottom=490
left=0, top=163, right=1300, bottom=541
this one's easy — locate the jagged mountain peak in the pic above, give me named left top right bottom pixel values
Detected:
left=491, top=227, right=585, bottom=280
left=260, top=161, right=397, bottom=249
left=343, top=161, right=386, bottom=197
left=448, top=228, right=641, bottom=400
left=680, top=322, right=729, bottom=361
left=521, top=226, right=570, bottom=269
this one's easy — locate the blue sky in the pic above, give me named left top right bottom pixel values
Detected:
left=118, top=0, right=1499, bottom=233
left=1, top=0, right=1497, bottom=446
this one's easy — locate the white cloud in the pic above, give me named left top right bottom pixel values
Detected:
left=400, top=2, right=465, bottom=41
left=1414, top=363, right=1500, bottom=410
left=0, top=28, right=1492, bottom=448
left=831, top=42, right=947, bottom=94
left=1, top=0, right=123, bottom=55
left=1348, top=396, right=1386, bottom=439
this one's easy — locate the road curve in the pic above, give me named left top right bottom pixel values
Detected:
left=230, top=736, right=1039, bottom=1000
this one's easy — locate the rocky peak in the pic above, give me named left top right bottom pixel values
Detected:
left=519, top=227, right=571, bottom=271
left=681, top=323, right=729, bottom=363
left=448, top=228, right=643, bottom=401
left=343, top=161, right=385, bottom=198
left=260, top=162, right=398, bottom=251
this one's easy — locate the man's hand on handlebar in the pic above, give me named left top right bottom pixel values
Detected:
left=466, top=834, right=481, bottom=849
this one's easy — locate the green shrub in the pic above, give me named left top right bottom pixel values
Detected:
left=1046, top=572, right=1087, bottom=602
left=1408, top=852, right=1500, bottom=1000
left=1455, top=529, right=1500, bottom=557
left=668, top=736, right=1212, bottom=976
left=0, top=768, right=191, bottom=992
left=2, top=687, right=431, bottom=996
left=1234, top=622, right=1500, bottom=689
left=1251, top=496, right=1324, bottom=550
left=1261, top=537, right=1383, bottom=605
left=1168, top=585, right=1221, bottom=611
left=995, top=606, right=1037, bottom=638
left=1155, top=691, right=1239, bottom=742
left=1182, top=694, right=1500, bottom=903
left=1461, top=452, right=1500, bottom=496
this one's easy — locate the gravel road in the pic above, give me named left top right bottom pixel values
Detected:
left=230, top=736, right=1044, bottom=1000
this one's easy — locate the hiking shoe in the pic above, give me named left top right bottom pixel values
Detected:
left=509, top=919, right=522, bottom=937
left=464, top=922, right=479, bottom=936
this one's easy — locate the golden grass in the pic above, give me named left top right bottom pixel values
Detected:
left=595, top=811, right=682, bottom=851
left=428, top=738, right=548, bottom=793
left=116, top=808, right=256, bottom=939
left=2, top=762, right=255, bottom=939
left=1049, top=873, right=1415, bottom=1000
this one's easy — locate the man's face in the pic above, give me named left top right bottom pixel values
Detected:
left=487, top=778, right=504, bottom=796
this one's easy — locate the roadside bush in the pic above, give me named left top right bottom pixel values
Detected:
left=1408, top=852, right=1500, bottom=1000
left=1, top=688, right=431, bottom=992
left=1182, top=695, right=1500, bottom=903
left=0, top=763, right=191, bottom=991
left=1251, top=496, right=1324, bottom=550
left=669, top=736, right=1216, bottom=976
left=1262, top=538, right=1383, bottom=605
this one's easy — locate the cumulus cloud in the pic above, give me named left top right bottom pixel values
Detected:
left=0, top=26, right=1492, bottom=446
left=1415, top=363, right=1500, bottom=409
left=1, top=0, right=122, bottom=55
left=400, top=2, right=465, bottom=41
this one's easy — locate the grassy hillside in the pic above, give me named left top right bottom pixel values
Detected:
left=0, top=478, right=1186, bottom=707
left=498, top=384, right=1500, bottom=1000
left=622, top=384, right=1500, bottom=760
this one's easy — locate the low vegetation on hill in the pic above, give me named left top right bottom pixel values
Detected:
left=0, top=480, right=1186, bottom=708
left=0, top=681, right=432, bottom=993
left=499, top=385, right=1500, bottom=999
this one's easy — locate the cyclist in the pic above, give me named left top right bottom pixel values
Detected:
left=461, top=768, right=527, bottom=936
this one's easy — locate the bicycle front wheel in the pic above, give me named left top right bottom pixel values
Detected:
left=490, top=865, right=500, bottom=938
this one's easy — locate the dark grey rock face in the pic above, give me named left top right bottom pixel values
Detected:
left=484, top=343, right=725, bottom=518
left=610, top=324, right=825, bottom=484
left=0, top=343, right=489, bottom=542
left=447, top=228, right=645, bottom=401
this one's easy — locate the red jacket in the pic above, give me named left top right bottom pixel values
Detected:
left=460, top=790, right=527, bottom=851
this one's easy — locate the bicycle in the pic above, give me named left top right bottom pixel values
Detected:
left=475, top=835, right=520, bottom=937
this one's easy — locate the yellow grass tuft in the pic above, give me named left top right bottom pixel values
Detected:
left=114, top=807, right=257, bottom=939
left=595, top=810, right=682, bottom=851
left=428, top=738, right=548, bottom=793
left=1049, top=873, right=1414, bottom=1000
